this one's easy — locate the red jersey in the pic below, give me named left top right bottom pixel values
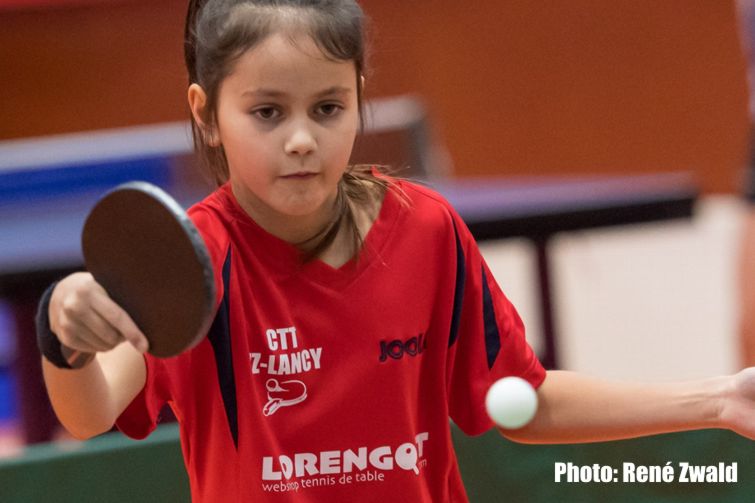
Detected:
left=116, top=179, right=546, bottom=502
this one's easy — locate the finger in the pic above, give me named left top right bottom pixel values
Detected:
left=54, top=281, right=125, bottom=352
left=59, top=320, right=115, bottom=353
left=73, top=304, right=126, bottom=349
left=89, top=291, right=149, bottom=353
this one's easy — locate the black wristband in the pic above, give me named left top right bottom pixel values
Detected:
left=35, top=281, right=74, bottom=369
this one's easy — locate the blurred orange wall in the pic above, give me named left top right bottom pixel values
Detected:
left=360, top=0, right=750, bottom=192
left=0, top=0, right=749, bottom=192
left=0, top=0, right=187, bottom=137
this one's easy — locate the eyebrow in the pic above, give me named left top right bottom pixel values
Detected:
left=242, top=86, right=353, bottom=99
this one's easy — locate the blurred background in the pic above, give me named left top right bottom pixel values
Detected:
left=1, top=0, right=754, bottom=501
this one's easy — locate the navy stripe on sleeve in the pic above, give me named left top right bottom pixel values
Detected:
left=448, top=221, right=466, bottom=347
left=207, top=247, right=239, bottom=448
left=481, top=265, right=501, bottom=369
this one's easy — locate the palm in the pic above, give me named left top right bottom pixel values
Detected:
left=719, top=367, right=755, bottom=440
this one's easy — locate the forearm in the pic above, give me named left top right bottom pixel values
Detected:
left=42, top=342, right=146, bottom=440
left=502, top=370, right=728, bottom=444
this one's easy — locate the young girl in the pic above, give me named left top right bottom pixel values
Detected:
left=38, top=0, right=754, bottom=501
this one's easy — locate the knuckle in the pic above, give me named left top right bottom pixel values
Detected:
left=56, top=317, right=72, bottom=335
left=60, top=295, right=78, bottom=315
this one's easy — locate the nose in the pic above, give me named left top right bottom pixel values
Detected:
left=284, top=123, right=317, bottom=156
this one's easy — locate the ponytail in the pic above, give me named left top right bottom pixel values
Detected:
left=299, top=165, right=394, bottom=262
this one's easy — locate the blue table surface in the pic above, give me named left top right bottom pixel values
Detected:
left=0, top=166, right=696, bottom=276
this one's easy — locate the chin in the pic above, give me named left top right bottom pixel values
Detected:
left=278, top=191, right=334, bottom=214
left=274, top=200, right=328, bottom=219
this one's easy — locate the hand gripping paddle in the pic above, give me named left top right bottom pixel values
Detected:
left=62, top=182, right=216, bottom=368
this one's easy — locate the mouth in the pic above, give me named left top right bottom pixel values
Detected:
left=280, top=172, right=318, bottom=180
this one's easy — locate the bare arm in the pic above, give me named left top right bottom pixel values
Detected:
left=501, top=369, right=755, bottom=444
left=41, top=272, right=149, bottom=439
left=42, top=343, right=145, bottom=439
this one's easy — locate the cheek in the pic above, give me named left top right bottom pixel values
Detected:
left=321, top=142, right=355, bottom=183
left=328, top=119, right=359, bottom=166
left=223, top=131, right=276, bottom=176
left=331, top=134, right=356, bottom=162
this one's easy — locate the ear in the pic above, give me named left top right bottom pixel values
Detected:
left=359, top=74, right=366, bottom=94
left=187, top=83, right=220, bottom=147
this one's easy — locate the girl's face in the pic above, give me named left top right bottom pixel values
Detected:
left=206, top=33, right=360, bottom=237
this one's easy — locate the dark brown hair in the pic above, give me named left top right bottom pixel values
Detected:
left=184, top=0, right=390, bottom=259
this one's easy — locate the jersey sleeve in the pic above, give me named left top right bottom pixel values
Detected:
left=445, top=207, right=546, bottom=436
left=115, top=355, right=171, bottom=439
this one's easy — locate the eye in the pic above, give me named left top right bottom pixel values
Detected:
left=315, top=102, right=343, bottom=118
left=251, top=106, right=282, bottom=121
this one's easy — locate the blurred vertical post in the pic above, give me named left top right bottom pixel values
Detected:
left=735, top=0, right=755, bottom=367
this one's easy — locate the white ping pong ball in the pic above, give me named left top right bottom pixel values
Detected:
left=485, top=376, right=538, bottom=429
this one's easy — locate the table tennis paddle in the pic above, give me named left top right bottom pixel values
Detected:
left=61, top=182, right=216, bottom=368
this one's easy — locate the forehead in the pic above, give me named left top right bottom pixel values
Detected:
left=223, top=33, right=357, bottom=96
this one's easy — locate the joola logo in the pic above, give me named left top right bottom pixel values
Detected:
left=379, top=334, right=427, bottom=362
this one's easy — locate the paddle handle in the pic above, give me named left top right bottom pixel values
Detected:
left=60, top=345, right=96, bottom=369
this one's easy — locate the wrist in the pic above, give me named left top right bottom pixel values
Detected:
left=36, top=282, right=94, bottom=369
left=702, top=375, right=731, bottom=429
